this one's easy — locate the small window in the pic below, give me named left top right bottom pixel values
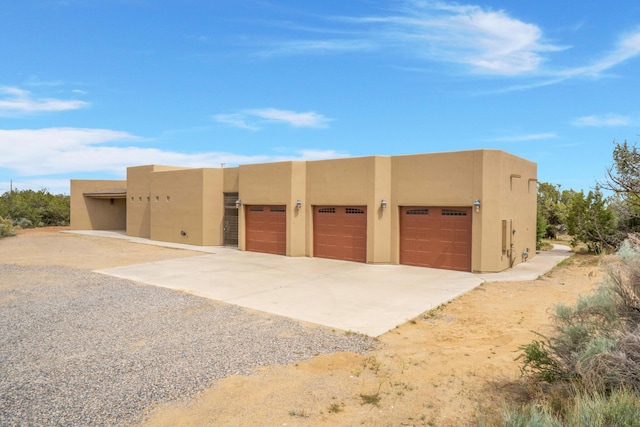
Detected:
left=406, top=209, right=429, bottom=215
left=346, top=208, right=365, bottom=214
left=138, top=196, right=142, bottom=202
left=442, top=209, right=467, bottom=216
left=166, top=195, right=171, bottom=202
left=318, top=207, right=336, bottom=214
left=270, top=207, right=285, bottom=213
left=155, top=196, right=159, bottom=202
left=130, top=196, right=134, bottom=202
left=146, top=196, right=150, bottom=202
left=250, top=206, right=264, bottom=212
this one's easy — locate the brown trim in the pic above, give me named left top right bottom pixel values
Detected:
left=83, top=188, right=127, bottom=199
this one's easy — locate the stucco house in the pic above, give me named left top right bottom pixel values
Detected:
left=70, top=149, right=537, bottom=273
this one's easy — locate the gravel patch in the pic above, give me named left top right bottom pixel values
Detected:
left=0, top=264, right=375, bottom=426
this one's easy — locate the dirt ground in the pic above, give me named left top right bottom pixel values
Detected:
left=1, top=228, right=605, bottom=426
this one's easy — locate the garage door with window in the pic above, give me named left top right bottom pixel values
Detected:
left=245, top=205, right=286, bottom=255
left=313, top=206, right=367, bottom=263
left=400, top=206, right=472, bottom=271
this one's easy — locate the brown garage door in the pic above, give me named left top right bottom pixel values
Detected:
left=313, top=206, right=367, bottom=263
left=400, top=206, right=472, bottom=271
left=245, top=205, right=286, bottom=255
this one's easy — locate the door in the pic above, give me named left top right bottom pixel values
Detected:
left=245, top=205, right=286, bottom=255
left=400, top=206, right=472, bottom=271
left=223, top=192, right=238, bottom=246
left=313, top=206, right=367, bottom=263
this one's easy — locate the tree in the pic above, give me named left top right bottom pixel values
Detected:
left=600, top=141, right=640, bottom=238
left=602, top=140, right=640, bottom=208
left=566, top=188, right=616, bottom=253
left=537, top=182, right=574, bottom=239
left=0, top=189, right=70, bottom=228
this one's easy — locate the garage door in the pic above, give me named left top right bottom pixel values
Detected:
left=245, top=205, right=286, bottom=255
left=313, top=206, right=367, bottom=263
left=400, top=206, right=472, bottom=271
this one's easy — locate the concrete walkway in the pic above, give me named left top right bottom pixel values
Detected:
left=67, top=231, right=572, bottom=336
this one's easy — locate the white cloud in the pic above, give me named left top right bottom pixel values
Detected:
left=261, top=1, right=640, bottom=83
left=487, top=133, right=557, bottom=142
left=378, top=1, right=563, bottom=75
left=215, top=108, right=333, bottom=130
left=258, top=39, right=375, bottom=57
left=560, top=29, right=640, bottom=78
left=295, top=149, right=348, bottom=160
left=0, top=127, right=348, bottom=182
left=263, top=1, right=564, bottom=76
left=0, top=87, right=89, bottom=115
left=213, top=114, right=259, bottom=131
left=572, top=114, right=631, bottom=127
left=248, top=108, right=332, bottom=128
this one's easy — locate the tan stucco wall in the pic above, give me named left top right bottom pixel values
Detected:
left=149, top=168, right=224, bottom=246
left=126, top=165, right=187, bottom=238
left=223, top=167, right=239, bottom=193
left=70, top=180, right=126, bottom=230
left=238, top=161, right=306, bottom=256
left=477, top=151, right=537, bottom=272
left=391, top=151, right=484, bottom=269
left=306, top=156, right=392, bottom=263
left=390, top=149, right=536, bottom=272
left=72, top=149, right=537, bottom=273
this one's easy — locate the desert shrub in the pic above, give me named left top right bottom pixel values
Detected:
left=0, top=216, right=16, bottom=238
left=14, top=217, right=33, bottom=229
left=0, top=189, right=69, bottom=227
left=499, top=389, right=640, bottom=427
left=518, top=338, right=569, bottom=384
left=501, top=405, right=561, bottom=427
left=518, top=287, right=623, bottom=390
left=509, top=234, right=640, bottom=426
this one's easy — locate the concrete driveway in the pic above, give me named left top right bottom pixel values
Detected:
left=80, top=231, right=571, bottom=336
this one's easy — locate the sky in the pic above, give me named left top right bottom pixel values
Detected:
left=1, top=0, right=639, bottom=195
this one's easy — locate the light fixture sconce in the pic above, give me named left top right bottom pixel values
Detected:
left=473, top=199, right=481, bottom=213
left=381, top=199, right=388, bottom=210
left=235, top=199, right=242, bottom=209
left=296, top=199, right=302, bottom=210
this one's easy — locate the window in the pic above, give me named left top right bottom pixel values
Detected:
left=442, top=209, right=467, bottom=216
left=346, top=208, right=365, bottom=214
left=318, top=207, right=336, bottom=214
left=406, top=209, right=429, bottom=215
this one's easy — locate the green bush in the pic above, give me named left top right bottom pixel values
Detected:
left=0, top=189, right=69, bottom=227
left=0, top=216, right=16, bottom=238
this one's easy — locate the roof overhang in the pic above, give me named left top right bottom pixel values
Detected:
left=83, top=188, right=127, bottom=199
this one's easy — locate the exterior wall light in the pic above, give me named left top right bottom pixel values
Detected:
left=296, top=199, right=302, bottom=210
left=381, top=199, right=388, bottom=210
left=474, top=199, right=481, bottom=213
left=235, top=199, right=242, bottom=208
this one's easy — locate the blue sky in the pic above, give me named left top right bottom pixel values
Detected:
left=1, top=0, right=639, bottom=195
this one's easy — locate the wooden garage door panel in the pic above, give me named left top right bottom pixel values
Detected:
left=400, top=206, right=472, bottom=271
left=245, top=205, right=286, bottom=255
left=313, top=206, right=367, bottom=263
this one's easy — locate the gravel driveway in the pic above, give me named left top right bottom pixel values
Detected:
left=0, top=264, right=374, bottom=426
